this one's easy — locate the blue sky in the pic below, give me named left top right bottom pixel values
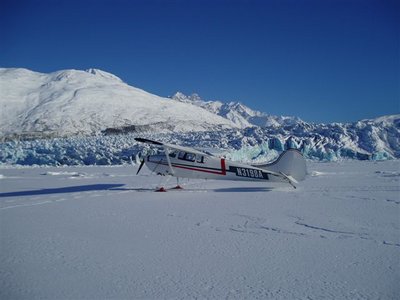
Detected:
left=1, top=0, right=399, bottom=123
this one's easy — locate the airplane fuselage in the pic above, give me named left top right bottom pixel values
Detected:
left=145, top=151, right=283, bottom=182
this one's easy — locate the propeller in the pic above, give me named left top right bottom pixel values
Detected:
left=136, top=158, right=145, bottom=175
left=135, top=146, right=152, bottom=175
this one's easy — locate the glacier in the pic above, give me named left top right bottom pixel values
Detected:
left=1, top=113, right=398, bottom=166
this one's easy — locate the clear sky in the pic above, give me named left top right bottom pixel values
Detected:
left=1, top=0, right=399, bottom=123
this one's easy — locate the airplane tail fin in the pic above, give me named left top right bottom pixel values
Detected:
left=254, top=149, right=307, bottom=182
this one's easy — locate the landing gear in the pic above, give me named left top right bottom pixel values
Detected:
left=172, top=178, right=183, bottom=190
left=171, top=185, right=183, bottom=190
left=155, top=178, right=183, bottom=192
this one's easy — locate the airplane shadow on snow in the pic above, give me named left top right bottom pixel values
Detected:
left=0, top=184, right=125, bottom=198
left=94, top=187, right=275, bottom=193
left=214, top=187, right=274, bottom=193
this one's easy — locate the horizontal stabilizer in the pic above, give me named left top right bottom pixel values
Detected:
left=281, top=172, right=298, bottom=183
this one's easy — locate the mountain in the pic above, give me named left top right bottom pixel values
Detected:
left=0, top=68, right=236, bottom=140
left=171, top=92, right=302, bottom=128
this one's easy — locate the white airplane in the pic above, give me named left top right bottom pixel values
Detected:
left=135, top=138, right=307, bottom=191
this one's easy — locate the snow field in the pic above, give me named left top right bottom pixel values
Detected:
left=0, top=161, right=399, bottom=299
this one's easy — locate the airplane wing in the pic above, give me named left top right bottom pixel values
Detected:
left=135, top=138, right=211, bottom=156
left=134, top=138, right=163, bottom=146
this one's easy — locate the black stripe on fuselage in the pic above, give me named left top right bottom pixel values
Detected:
left=148, top=158, right=223, bottom=172
left=171, top=162, right=223, bottom=172
left=148, top=159, right=224, bottom=173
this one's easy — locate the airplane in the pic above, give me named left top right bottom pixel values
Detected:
left=134, top=137, right=307, bottom=191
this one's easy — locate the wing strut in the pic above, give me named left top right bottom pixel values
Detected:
left=163, top=146, right=175, bottom=176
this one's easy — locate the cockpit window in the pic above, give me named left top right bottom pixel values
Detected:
left=177, top=151, right=196, bottom=162
left=168, top=151, right=177, bottom=158
left=185, top=153, right=196, bottom=162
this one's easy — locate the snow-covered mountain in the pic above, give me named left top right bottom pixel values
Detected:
left=171, top=92, right=301, bottom=128
left=0, top=68, right=236, bottom=139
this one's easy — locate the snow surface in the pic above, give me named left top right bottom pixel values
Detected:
left=1, top=161, right=399, bottom=299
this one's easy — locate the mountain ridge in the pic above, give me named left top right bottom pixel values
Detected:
left=170, top=92, right=303, bottom=128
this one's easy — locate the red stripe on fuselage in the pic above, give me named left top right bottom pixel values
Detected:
left=221, top=158, right=226, bottom=175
